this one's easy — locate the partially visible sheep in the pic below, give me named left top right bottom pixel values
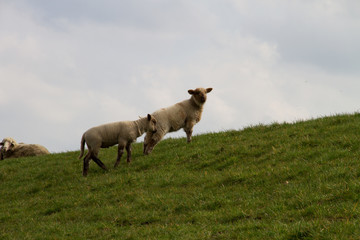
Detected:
left=0, top=137, right=50, bottom=160
left=79, top=114, right=157, bottom=176
left=143, top=87, right=213, bottom=155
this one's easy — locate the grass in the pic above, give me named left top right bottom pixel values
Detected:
left=1, top=113, right=360, bottom=239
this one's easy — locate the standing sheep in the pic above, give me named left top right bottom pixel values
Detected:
left=0, top=137, right=50, bottom=160
left=143, top=87, right=212, bottom=155
left=79, top=114, right=157, bottom=176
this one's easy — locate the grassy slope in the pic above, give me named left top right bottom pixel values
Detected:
left=1, top=113, right=360, bottom=239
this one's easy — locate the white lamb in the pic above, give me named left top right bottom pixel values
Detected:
left=79, top=114, right=157, bottom=176
left=143, top=87, right=212, bottom=155
left=0, top=137, right=50, bottom=160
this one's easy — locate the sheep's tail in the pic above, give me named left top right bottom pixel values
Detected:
left=78, top=134, right=86, bottom=159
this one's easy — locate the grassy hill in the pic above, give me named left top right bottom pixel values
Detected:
left=1, top=113, right=360, bottom=239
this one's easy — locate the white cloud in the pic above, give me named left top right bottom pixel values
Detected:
left=228, top=0, right=360, bottom=74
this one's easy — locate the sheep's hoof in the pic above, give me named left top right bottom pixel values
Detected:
left=114, top=161, right=120, bottom=168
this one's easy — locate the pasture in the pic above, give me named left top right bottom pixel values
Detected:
left=1, top=113, right=360, bottom=239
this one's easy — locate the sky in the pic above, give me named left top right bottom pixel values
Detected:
left=1, top=0, right=360, bottom=153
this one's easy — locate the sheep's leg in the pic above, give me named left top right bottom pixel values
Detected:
left=83, top=153, right=91, bottom=176
left=91, top=153, right=108, bottom=171
left=114, top=145, right=124, bottom=168
left=184, top=122, right=195, bottom=143
left=126, top=143, right=132, bottom=163
left=185, top=129, right=193, bottom=143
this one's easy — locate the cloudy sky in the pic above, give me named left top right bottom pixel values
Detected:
left=1, top=0, right=360, bottom=152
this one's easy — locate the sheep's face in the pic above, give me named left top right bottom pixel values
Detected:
left=0, top=138, right=16, bottom=160
left=0, top=138, right=16, bottom=152
left=143, top=132, right=160, bottom=155
left=144, top=137, right=157, bottom=155
left=188, top=88, right=213, bottom=105
left=146, top=114, right=157, bottom=134
left=143, top=115, right=158, bottom=155
left=143, top=132, right=153, bottom=155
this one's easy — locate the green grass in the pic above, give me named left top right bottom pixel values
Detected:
left=2, top=113, right=360, bottom=239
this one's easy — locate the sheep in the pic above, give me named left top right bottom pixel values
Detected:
left=143, top=87, right=213, bottom=155
left=79, top=114, right=157, bottom=176
left=0, top=137, right=50, bottom=160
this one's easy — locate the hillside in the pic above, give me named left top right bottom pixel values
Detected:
left=1, top=113, right=360, bottom=239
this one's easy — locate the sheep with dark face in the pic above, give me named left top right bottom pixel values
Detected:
left=143, top=87, right=212, bottom=155
left=79, top=114, right=157, bottom=176
left=0, top=137, right=50, bottom=160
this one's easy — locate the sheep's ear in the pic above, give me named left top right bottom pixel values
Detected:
left=206, top=88, right=213, bottom=93
left=188, top=89, right=195, bottom=95
left=147, top=114, right=151, bottom=121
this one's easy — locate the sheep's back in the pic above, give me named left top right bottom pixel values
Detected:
left=153, top=101, right=189, bottom=133
left=5, top=144, right=50, bottom=159
left=85, top=121, right=137, bottom=147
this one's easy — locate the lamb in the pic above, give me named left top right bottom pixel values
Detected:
left=143, top=87, right=212, bottom=155
left=79, top=114, right=157, bottom=176
left=0, top=137, right=50, bottom=160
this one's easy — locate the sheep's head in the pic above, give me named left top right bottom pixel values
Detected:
left=143, top=131, right=157, bottom=155
left=188, top=87, right=213, bottom=106
left=0, top=137, right=17, bottom=152
left=143, top=114, right=158, bottom=155
left=0, top=138, right=17, bottom=159
left=143, top=132, right=151, bottom=155
left=146, top=114, right=157, bottom=134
